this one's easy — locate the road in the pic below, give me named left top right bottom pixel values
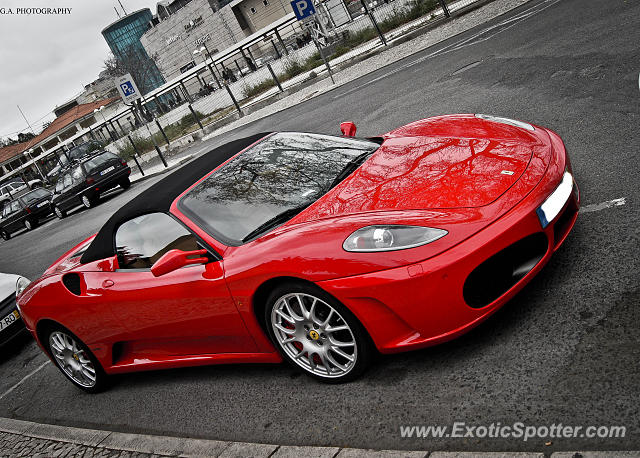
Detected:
left=1, top=0, right=638, bottom=452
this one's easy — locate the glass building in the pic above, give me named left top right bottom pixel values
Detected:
left=102, top=9, right=166, bottom=94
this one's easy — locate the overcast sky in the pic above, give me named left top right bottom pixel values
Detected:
left=0, top=0, right=158, bottom=141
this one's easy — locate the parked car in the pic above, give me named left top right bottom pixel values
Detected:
left=17, top=115, right=579, bottom=392
left=0, top=273, right=30, bottom=346
left=0, top=178, right=44, bottom=208
left=0, top=188, right=54, bottom=240
left=46, top=140, right=104, bottom=180
left=51, top=151, right=131, bottom=218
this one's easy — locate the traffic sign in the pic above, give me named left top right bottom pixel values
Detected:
left=115, top=73, right=142, bottom=105
left=291, top=0, right=316, bottom=20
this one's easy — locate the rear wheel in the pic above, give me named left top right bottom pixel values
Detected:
left=265, top=283, right=372, bottom=383
left=81, top=194, right=97, bottom=209
left=0, top=229, right=10, bottom=240
left=54, top=205, right=66, bottom=219
left=24, top=218, right=36, bottom=230
left=120, top=178, right=131, bottom=190
left=47, top=327, right=109, bottom=393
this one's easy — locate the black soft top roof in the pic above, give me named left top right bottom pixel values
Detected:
left=80, top=132, right=271, bottom=264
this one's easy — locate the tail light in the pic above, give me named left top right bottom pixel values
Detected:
left=25, top=207, right=32, bottom=214
left=120, top=160, right=127, bottom=166
left=86, top=177, right=95, bottom=185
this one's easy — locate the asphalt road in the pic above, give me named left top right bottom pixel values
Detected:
left=1, top=0, right=639, bottom=452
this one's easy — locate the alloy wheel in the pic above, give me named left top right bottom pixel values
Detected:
left=25, top=219, right=32, bottom=230
left=270, top=292, right=358, bottom=379
left=48, top=331, right=97, bottom=388
left=81, top=195, right=91, bottom=208
left=54, top=207, right=63, bottom=218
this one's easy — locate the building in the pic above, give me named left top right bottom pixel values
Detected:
left=102, top=9, right=166, bottom=94
left=0, top=98, right=123, bottom=182
left=140, top=0, right=293, bottom=82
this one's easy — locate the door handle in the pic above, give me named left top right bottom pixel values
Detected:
left=102, top=279, right=114, bottom=288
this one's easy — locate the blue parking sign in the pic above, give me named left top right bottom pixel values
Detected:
left=291, top=0, right=316, bottom=20
left=115, top=73, right=142, bottom=104
left=120, top=81, right=136, bottom=96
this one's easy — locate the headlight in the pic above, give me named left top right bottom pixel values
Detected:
left=475, top=114, right=535, bottom=132
left=536, top=171, right=574, bottom=228
left=15, top=276, right=31, bottom=298
left=343, top=225, right=448, bottom=252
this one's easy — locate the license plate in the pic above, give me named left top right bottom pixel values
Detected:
left=37, top=201, right=48, bottom=208
left=0, top=310, right=19, bottom=332
left=100, top=166, right=115, bottom=176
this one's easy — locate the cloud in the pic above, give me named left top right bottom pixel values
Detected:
left=0, top=0, right=156, bottom=139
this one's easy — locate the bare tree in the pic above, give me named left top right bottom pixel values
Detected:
left=103, top=46, right=164, bottom=123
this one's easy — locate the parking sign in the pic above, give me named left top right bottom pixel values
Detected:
left=115, top=73, right=142, bottom=104
left=291, top=0, right=316, bottom=20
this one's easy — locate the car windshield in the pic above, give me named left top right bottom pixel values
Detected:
left=21, top=188, right=50, bottom=204
left=83, top=152, right=118, bottom=175
left=178, top=132, right=380, bottom=245
left=68, top=143, right=95, bottom=160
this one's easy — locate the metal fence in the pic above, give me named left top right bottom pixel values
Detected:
left=7, top=0, right=488, bottom=183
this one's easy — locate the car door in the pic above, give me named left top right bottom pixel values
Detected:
left=1, top=200, right=22, bottom=233
left=82, top=212, right=257, bottom=360
left=58, top=172, right=77, bottom=210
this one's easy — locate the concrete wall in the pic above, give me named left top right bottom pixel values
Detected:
left=236, top=0, right=292, bottom=33
left=141, top=0, right=246, bottom=82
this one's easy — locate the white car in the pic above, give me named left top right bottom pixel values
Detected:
left=0, top=180, right=43, bottom=208
left=0, top=273, right=30, bottom=345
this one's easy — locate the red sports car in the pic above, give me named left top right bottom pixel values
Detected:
left=16, top=114, right=579, bottom=391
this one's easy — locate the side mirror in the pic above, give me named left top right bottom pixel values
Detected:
left=151, top=249, right=209, bottom=277
left=340, top=122, right=357, bottom=137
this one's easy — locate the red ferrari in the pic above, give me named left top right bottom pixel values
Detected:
left=16, top=114, right=579, bottom=391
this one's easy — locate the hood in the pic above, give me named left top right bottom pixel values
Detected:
left=302, top=114, right=549, bottom=221
left=0, top=273, right=19, bottom=301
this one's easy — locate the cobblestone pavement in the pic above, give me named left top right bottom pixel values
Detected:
left=0, top=431, right=159, bottom=458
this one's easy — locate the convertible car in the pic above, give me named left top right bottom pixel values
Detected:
left=16, top=115, right=579, bottom=391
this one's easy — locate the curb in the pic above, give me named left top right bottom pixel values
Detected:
left=1, top=417, right=638, bottom=458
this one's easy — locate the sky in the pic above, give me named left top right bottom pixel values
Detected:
left=0, top=0, right=158, bottom=142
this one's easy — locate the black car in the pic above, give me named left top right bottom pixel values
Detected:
left=0, top=188, right=54, bottom=240
left=0, top=273, right=30, bottom=346
left=46, top=140, right=104, bottom=180
left=52, top=151, right=131, bottom=218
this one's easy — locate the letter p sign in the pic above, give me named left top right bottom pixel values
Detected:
left=291, top=0, right=315, bottom=20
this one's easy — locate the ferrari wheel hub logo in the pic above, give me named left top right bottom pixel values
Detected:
left=73, top=354, right=79, bottom=361
left=309, top=330, right=320, bottom=340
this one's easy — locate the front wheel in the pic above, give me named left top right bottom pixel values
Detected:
left=0, top=229, right=10, bottom=240
left=47, top=327, right=109, bottom=393
left=265, top=283, right=372, bottom=383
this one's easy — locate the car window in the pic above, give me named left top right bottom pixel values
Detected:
left=115, top=212, right=199, bottom=269
left=21, top=188, right=50, bottom=205
left=72, top=166, right=85, bottom=184
left=83, top=152, right=119, bottom=175
left=178, top=132, right=380, bottom=245
left=55, top=179, right=64, bottom=193
left=1, top=204, right=9, bottom=218
left=63, top=173, right=73, bottom=189
left=10, top=200, right=21, bottom=213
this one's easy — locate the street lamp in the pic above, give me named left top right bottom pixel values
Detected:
left=94, top=105, right=115, bottom=141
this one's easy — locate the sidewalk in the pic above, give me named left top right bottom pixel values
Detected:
left=3, top=417, right=637, bottom=458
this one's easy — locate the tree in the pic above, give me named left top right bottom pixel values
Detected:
left=103, top=46, right=161, bottom=96
left=103, top=46, right=162, bottom=123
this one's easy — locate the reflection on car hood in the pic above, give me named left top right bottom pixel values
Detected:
left=0, top=273, right=19, bottom=301
left=305, top=114, right=549, bottom=220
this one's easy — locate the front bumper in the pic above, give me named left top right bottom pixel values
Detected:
left=317, top=171, right=579, bottom=354
left=0, top=295, right=26, bottom=346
